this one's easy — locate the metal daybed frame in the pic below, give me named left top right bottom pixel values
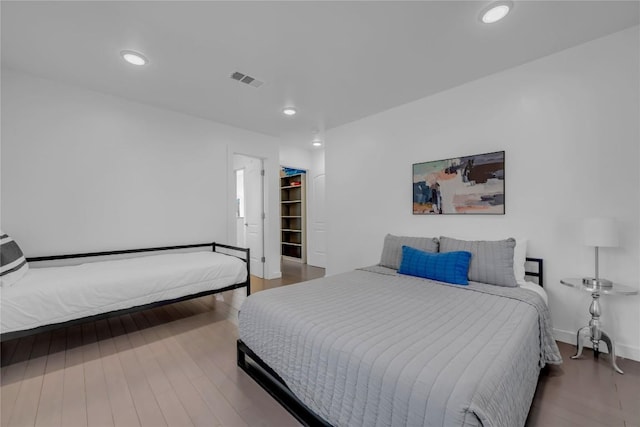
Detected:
left=1, top=242, right=250, bottom=342
left=237, top=258, right=544, bottom=427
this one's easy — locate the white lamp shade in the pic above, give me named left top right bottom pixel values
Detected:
left=583, top=217, right=619, bottom=247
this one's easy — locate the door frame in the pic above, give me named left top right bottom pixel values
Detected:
left=231, top=153, right=266, bottom=278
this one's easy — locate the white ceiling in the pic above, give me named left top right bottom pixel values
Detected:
left=2, top=1, right=638, bottom=148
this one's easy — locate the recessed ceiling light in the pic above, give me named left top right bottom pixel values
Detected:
left=312, top=140, right=322, bottom=147
left=480, top=1, right=512, bottom=24
left=121, top=50, right=148, bottom=66
left=282, top=107, right=297, bottom=116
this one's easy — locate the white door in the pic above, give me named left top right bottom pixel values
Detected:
left=235, top=169, right=247, bottom=248
left=238, top=155, right=265, bottom=278
left=308, top=173, right=327, bottom=268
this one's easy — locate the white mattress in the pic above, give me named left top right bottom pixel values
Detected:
left=1, top=251, right=247, bottom=334
left=520, top=280, right=548, bottom=305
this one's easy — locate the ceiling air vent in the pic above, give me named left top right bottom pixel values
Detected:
left=230, top=71, right=264, bottom=88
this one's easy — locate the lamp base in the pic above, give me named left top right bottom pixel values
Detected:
left=582, top=277, right=613, bottom=288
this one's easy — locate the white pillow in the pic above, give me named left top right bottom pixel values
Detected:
left=520, top=280, right=548, bottom=305
left=513, top=238, right=528, bottom=286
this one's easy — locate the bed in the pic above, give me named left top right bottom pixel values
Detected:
left=1, top=242, right=249, bottom=341
left=237, top=236, right=561, bottom=427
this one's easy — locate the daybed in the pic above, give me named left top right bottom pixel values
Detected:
left=1, top=242, right=249, bottom=341
left=237, top=235, right=561, bottom=427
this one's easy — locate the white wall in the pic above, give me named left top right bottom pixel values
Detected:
left=326, top=27, right=640, bottom=360
left=1, top=69, right=282, bottom=279
left=280, top=146, right=326, bottom=268
left=279, top=145, right=314, bottom=172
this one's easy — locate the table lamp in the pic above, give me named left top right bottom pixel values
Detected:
left=582, top=217, right=618, bottom=288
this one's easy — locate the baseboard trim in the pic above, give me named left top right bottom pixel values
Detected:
left=267, top=271, right=282, bottom=280
left=554, top=328, right=640, bottom=362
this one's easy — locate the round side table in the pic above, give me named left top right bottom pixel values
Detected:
left=560, top=278, right=638, bottom=374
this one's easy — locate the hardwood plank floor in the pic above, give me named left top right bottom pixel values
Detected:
left=2, top=260, right=638, bottom=427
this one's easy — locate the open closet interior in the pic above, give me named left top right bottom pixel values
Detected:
left=280, top=167, right=306, bottom=262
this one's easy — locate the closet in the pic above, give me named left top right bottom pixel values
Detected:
left=280, top=168, right=306, bottom=262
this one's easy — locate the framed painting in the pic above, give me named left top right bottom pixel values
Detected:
left=412, top=150, right=505, bottom=215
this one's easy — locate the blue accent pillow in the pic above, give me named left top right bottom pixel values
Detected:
left=398, top=245, right=472, bottom=285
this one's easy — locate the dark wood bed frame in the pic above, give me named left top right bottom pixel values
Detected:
left=1, top=242, right=250, bottom=342
left=237, top=257, right=544, bottom=427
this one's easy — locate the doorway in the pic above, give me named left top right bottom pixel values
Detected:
left=280, top=167, right=306, bottom=263
left=235, top=169, right=246, bottom=248
left=234, top=154, right=265, bottom=278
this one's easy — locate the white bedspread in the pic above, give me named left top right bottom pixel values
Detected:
left=1, top=251, right=246, bottom=334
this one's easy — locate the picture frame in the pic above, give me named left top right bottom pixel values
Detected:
left=412, top=150, right=505, bottom=215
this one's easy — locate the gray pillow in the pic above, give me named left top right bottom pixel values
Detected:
left=379, top=234, right=439, bottom=270
left=439, top=236, right=517, bottom=287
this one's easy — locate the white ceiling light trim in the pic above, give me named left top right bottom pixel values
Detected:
left=121, top=50, right=148, bottom=66
left=282, top=107, right=297, bottom=116
left=480, top=1, right=513, bottom=24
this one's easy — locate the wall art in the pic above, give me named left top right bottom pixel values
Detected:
left=413, top=150, right=505, bottom=215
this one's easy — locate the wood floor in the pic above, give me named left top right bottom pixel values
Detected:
left=2, top=260, right=639, bottom=427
